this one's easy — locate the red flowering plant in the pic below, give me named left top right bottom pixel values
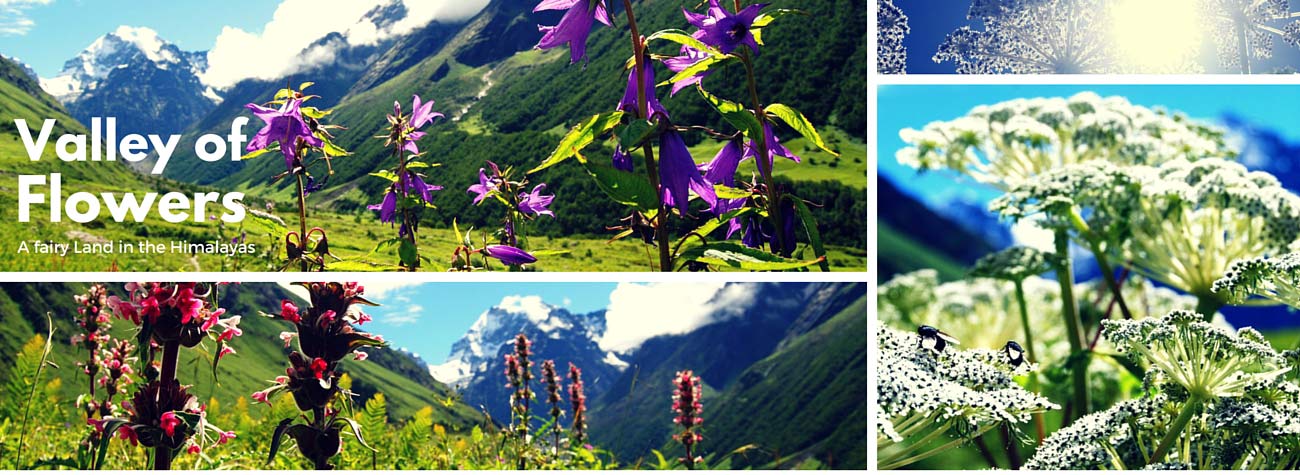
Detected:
left=94, top=283, right=241, bottom=470
left=672, top=370, right=704, bottom=469
left=243, top=82, right=351, bottom=271
left=68, top=285, right=137, bottom=469
left=568, top=363, right=588, bottom=447
left=256, top=283, right=386, bottom=469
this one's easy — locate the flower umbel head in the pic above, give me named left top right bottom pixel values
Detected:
left=1104, top=310, right=1288, bottom=399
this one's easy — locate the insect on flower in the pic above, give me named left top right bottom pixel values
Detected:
left=916, top=325, right=958, bottom=354
left=1003, top=340, right=1025, bottom=367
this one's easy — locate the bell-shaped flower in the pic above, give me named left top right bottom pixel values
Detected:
left=535, top=0, right=612, bottom=63
left=245, top=98, right=323, bottom=172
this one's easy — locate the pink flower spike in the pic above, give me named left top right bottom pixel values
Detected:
left=218, top=347, right=236, bottom=360
left=187, top=444, right=201, bottom=455
left=252, top=390, right=270, bottom=405
left=280, top=299, right=301, bottom=323
left=219, top=431, right=237, bottom=444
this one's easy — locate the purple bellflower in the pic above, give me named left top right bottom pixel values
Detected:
left=612, top=145, right=633, bottom=172
left=658, top=130, right=717, bottom=214
left=518, top=184, right=556, bottom=217
left=663, top=46, right=713, bottom=96
left=617, top=61, right=669, bottom=120
left=684, top=0, right=767, bottom=55
left=368, top=173, right=442, bottom=225
left=394, top=95, right=444, bottom=155
left=746, top=122, right=801, bottom=171
left=703, top=139, right=746, bottom=215
left=485, top=244, right=538, bottom=266
left=535, top=0, right=612, bottom=63
left=246, top=98, right=323, bottom=172
left=468, top=169, right=499, bottom=205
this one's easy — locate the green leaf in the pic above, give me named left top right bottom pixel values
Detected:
left=713, top=184, right=752, bottom=200
left=752, top=8, right=806, bottom=29
left=300, top=106, right=331, bottom=119
left=530, top=111, right=624, bottom=174
left=583, top=161, right=658, bottom=212
left=241, top=144, right=279, bottom=160
left=688, top=207, right=756, bottom=239
left=298, top=81, right=315, bottom=91
left=406, top=161, right=439, bottom=169
left=698, top=86, right=762, bottom=140
left=211, top=339, right=225, bottom=384
left=336, top=417, right=377, bottom=452
left=273, top=88, right=291, bottom=100
left=616, top=119, right=657, bottom=151
left=471, top=425, right=484, bottom=443
left=369, top=170, right=399, bottom=183
left=766, top=103, right=838, bottom=156
left=318, top=133, right=350, bottom=157
left=677, top=242, right=824, bottom=271
left=789, top=198, right=831, bottom=272
left=667, top=54, right=734, bottom=86
left=530, top=249, right=573, bottom=257
left=267, top=418, right=296, bottom=464
left=645, top=29, right=718, bottom=56
left=398, top=239, right=418, bottom=267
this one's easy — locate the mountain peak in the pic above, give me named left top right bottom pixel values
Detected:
left=40, top=25, right=209, bottom=104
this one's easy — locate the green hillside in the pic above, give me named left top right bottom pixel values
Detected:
left=0, top=282, right=480, bottom=424
left=148, top=0, right=867, bottom=271
left=699, top=293, right=868, bottom=469
left=587, top=283, right=866, bottom=468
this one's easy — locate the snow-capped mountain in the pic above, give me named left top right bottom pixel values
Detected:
left=39, top=26, right=218, bottom=139
left=41, top=26, right=215, bottom=104
left=429, top=295, right=622, bottom=423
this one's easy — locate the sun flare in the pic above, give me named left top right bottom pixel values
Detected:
left=1110, top=0, right=1204, bottom=72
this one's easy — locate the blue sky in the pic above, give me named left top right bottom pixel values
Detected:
left=0, top=0, right=278, bottom=77
left=878, top=84, right=1300, bottom=208
left=314, top=282, right=616, bottom=364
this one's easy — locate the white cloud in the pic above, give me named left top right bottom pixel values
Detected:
left=1010, top=219, right=1055, bottom=253
left=598, top=282, right=757, bottom=353
left=201, top=0, right=489, bottom=89
left=383, top=304, right=425, bottom=325
left=0, top=0, right=51, bottom=36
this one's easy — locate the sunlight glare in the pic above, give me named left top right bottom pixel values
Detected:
left=1110, top=0, right=1203, bottom=72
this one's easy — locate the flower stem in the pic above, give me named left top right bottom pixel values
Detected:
left=621, top=0, right=672, bottom=271
left=740, top=50, right=791, bottom=258
left=1089, top=241, right=1133, bottom=320
left=154, top=340, right=180, bottom=470
left=1195, top=296, right=1221, bottom=322
left=295, top=173, right=310, bottom=272
left=1013, top=280, right=1046, bottom=442
left=1151, top=395, right=1203, bottom=463
left=1054, top=228, right=1090, bottom=423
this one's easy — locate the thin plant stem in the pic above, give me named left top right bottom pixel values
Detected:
left=154, top=340, right=181, bottom=470
left=621, top=0, right=671, bottom=271
left=1054, top=228, right=1090, bottom=423
left=1013, top=280, right=1047, bottom=443
left=739, top=50, right=790, bottom=258
left=294, top=172, right=310, bottom=272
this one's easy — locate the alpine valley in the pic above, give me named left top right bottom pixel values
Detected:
left=427, top=281, right=868, bottom=469
left=0, top=0, right=867, bottom=272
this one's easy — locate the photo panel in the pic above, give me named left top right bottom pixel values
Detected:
left=874, top=83, right=1300, bottom=469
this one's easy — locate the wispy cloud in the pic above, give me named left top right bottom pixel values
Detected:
left=0, top=0, right=52, bottom=36
left=382, top=304, right=425, bottom=326
left=598, top=282, right=757, bottom=353
left=201, top=0, right=488, bottom=89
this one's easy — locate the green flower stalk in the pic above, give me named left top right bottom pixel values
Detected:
left=896, top=92, right=1230, bottom=190
left=1104, top=310, right=1290, bottom=462
left=876, top=326, right=1057, bottom=469
left=1029, top=312, right=1300, bottom=469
